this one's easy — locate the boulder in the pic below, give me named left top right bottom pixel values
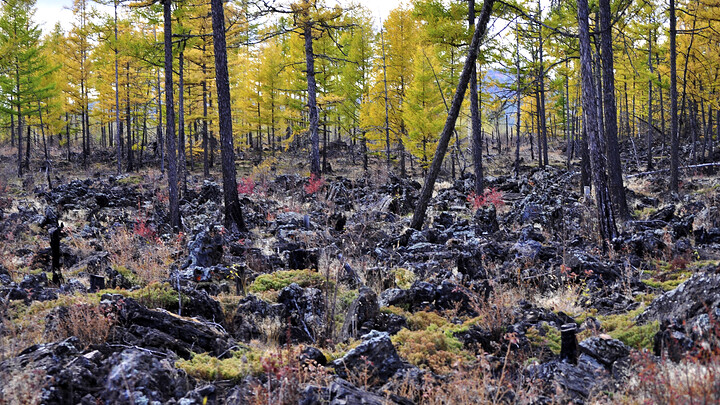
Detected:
left=332, top=331, right=404, bottom=385
left=102, top=349, right=192, bottom=404
left=578, top=336, right=630, bottom=369
left=341, top=287, right=380, bottom=340
left=277, top=283, right=325, bottom=344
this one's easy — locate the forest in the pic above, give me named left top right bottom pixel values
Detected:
left=1, top=0, right=720, bottom=403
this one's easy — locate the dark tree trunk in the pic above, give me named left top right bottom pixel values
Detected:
left=301, top=1, right=321, bottom=177
left=163, top=0, right=180, bottom=231
left=647, top=32, right=654, bottom=170
left=126, top=63, right=134, bottom=172
left=178, top=50, right=187, bottom=196
left=114, top=1, right=122, bottom=174
left=577, top=0, right=617, bottom=247
left=470, top=0, right=484, bottom=194
left=211, top=0, right=246, bottom=232
left=599, top=0, right=629, bottom=220
left=669, top=0, right=679, bottom=193
left=514, top=22, right=521, bottom=178
left=411, top=0, right=495, bottom=230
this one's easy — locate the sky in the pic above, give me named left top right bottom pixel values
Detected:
left=34, top=0, right=404, bottom=34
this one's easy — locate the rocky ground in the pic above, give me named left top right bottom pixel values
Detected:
left=1, top=146, right=720, bottom=404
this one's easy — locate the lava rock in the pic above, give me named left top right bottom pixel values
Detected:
left=103, top=294, right=231, bottom=358
left=277, top=283, right=325, bottom=344
left=341, top=287, right=380, bottom=340
left=328, top=379, right=385, bottom=405
left=299, top=346, right=327, bottom=366
left=102, top=349, right=192, bottom=404
left=578, top=336, right=630, bottom=369
left=637, top=273, right=720, bottom=327
left=332, top=330, right=404, bottom=385
left=231, top=295, right=280, bottom=342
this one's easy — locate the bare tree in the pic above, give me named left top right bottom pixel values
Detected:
left=211, top=0, right=246, bottom=232
left=577, top=0, right=617, bottom=246
left=411, top=0, right=495, bottom=231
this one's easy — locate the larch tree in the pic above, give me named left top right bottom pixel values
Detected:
left=211, top=0, right=246, bottom=232
left=576, top=0, right=617, bottom=246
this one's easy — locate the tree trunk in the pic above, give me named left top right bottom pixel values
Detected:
left=669, top=0, right=679, bottom=193
left=302, top=1, right=321, bottom=177
left=381, top=28, right=391, bottom=172
left=411, top=0, right=495, bottom=230
left=114, top=0, right=122, bottom=174
left=154, top=25, right=164, bottom=174
left=599, top=0, right=629, bottom=220
left=163, top=0, right=180, bottom=231
left=211, top=0, right=246, bottom=232
left=514, top=21, right=521, bottom=178
left=469, top=0, right=484, bottom=193
left=647, top=32, right=654, bottom=170
left=577, top=0, right=617, bottom=247
left=126, top=63, right=134, bottom=172
left=178, top=49, right=187, bottom=196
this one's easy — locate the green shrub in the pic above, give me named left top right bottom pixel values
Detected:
left=392, top=327, right=469, bottom=374
left=249, top=270, right=330, bottom=292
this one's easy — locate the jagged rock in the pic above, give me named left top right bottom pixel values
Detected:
left=578, top=336, right=630, bottom=369
left=102, top=349, right=192, bottom=404
left=328, top=379, right=385, bottom=405
left=277, top=283, right=325, bottom=344
left=178, top=286, right=225, bottom=324
left=637, top=273, right=720, bottom=327
left=231, top=295, right=281, bottom=342
left=474, top=205, right=499, bottom=234
left=341, top=287, right=380, bottom=340
left=694, top=227, right=720, bottom=245
left=288, top=248, right=319, bottom=270
left=299, top=346, right=327, bottom=366
left=367, top=312, right=407, bottom=335
left=103, top=294, right=231, bottom=358
left=332, top=331, right=405, bottom=385
left=526, top=357, right=609, bottom=403
left=650, top=205, right=675, bottom=222
left=184, top=227, right=224, bottom=270
left=435, top=281, right=477, bottom=316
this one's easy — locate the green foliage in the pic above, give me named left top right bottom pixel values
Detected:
left=176, top=347, right=265, bottom=381
left=598, top=307, right=659, bottom=350
left=391, top=268, right=415, bottom=289
left=406, top=310, right=449, bottom=331
left=248, top=270, right=330, bottom=293
left=526, top=324, right=561, bottom=355
left=101, top=282, right=181, bottom=310
left=392, top=327, right=469, bottom=374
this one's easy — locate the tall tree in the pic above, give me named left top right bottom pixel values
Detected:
left=669, top=0, right=679, bottom=193
left=162, top=0, right=180, bottom=230
left=411, top=0, right=495, bottom=231
left=469, top=0, right=483, bottom=194
left=599, top=0, right=629, bottom=219
left=211, top=0, right=246, bottom=232
left=577, top=0, right=617, bottom=246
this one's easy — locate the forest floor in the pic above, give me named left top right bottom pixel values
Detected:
left=1, top=141, right=720, bottom=404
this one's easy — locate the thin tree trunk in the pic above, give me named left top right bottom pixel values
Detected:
left=114, top=0, right=122, bottom=174
left=178, top=49, right=187, bottom=196
left=302, top=1, right=321, bottom=177
left=163, top=0, right=180, bottom=231
left=577, top=0, right=617, bottom=247
left=211, top=0, right=246, bottom=232
left=154, top=25, right=164, bottom=174
left=411, top=0, right=495, bottom=230
left=381, top=28, right=391, bottom=172
left=514, top=21, right=521, bottom=178
left=669, top=0, right=680, bottom=193
left=647, top=32, right=654, bottom=170
left=599, top=0, right=629, bottom=219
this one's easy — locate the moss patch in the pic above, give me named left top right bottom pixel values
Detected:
left=248, top=270, right=330, bottom=293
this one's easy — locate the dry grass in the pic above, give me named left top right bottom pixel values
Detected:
left=103, top=227, right=180, bottom=285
